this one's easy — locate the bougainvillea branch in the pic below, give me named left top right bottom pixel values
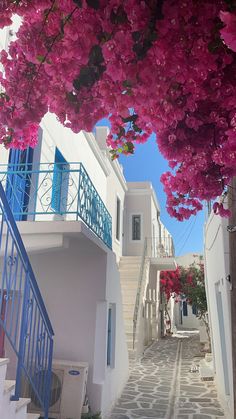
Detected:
left=0, top=0, right=236, bottom=220
left=160, top=264, right=207, bottom=314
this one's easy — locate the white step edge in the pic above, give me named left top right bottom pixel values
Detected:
left=27, top=414, right=41, bottom=419
left=15, top=398, right=31, bottom=412
left=4, top=380, right=15, bottom=394
left=0, top=358, right=9, bottom=367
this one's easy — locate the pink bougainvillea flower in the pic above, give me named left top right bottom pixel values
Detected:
left=220, top=11, right=236, bottom=52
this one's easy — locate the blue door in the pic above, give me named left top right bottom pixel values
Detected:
left=51, top=148, right=69, bottom=214
left=6, top=148, right=34, bottom=220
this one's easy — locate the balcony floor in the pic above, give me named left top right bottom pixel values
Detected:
left=11, top=220, right=110, bottom=254
left=150, top=256, right=177, bottom=271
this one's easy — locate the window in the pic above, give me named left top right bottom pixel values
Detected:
left=116, top=197, right=121, bottom=241
left=107, top=307, right=112, bottom=366
left=132, top=215, right=141, bottom=240
left=183, top=301, right=188, bottom=316
left=107, top=304, right=116, bottom=367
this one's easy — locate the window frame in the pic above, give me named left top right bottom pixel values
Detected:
left=115, top=196, right=121, bottom=242
left=131, top=213, right=142, bottom=241
left=107, top=303, right=116, bottom=368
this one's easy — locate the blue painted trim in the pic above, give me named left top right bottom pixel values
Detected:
left=1, top=161, right=112, bottom=249
left=0, top=182, right=54, bottom=419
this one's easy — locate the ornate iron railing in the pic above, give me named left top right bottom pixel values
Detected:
left=133, top=238, right=148, bottom=350
left=0, top=182, right=54, bottom=419
left=0, top=162, right=112, bottom=249
left=146, top=236, right=175, bottom=258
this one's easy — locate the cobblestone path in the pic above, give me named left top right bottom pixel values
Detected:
left=109, top=331, right=225, bottom=419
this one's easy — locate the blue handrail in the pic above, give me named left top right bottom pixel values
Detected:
left=0, top=162, right=112, bottom=249
left=0, top=182, right=54, bottom=419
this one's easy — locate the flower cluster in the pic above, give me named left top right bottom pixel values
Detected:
left=160, top=264, right=206, bottom=315
left=0, top=0, right=236, bottom=219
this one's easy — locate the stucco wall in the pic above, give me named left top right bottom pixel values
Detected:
left=95, top=127, right=127, bottom=261
left=25, top=236, right=128, bottom=415
left=205, top=212, right=233, bottom=418
left=123, top=183, right=160, bottom=256
left=101, top=251, right=129, bottom=415
left=40, top=113, right=108, bottom=202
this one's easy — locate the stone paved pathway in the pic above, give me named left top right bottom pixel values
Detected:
left=109, top=331, right=225, bottom=419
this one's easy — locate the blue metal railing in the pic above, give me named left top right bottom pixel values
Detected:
left=0, top=162, right=112, bottom=249
left=0, top=182, right=54, bottom=419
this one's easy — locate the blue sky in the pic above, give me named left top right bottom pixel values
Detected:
left=96, top=121, right=205, bottom=256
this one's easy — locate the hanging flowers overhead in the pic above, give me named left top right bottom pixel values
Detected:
left=0, top=1, right=236, bottom=219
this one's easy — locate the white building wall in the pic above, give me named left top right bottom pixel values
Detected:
left=205, top=212, right=233, bottom=418
left=123, top=183, right=160, bottom=256
left=23, top=236, right=128, bottom=416
left=94, top=127, right=127, bottom=261
left=102, top=252, right=129, bottom=415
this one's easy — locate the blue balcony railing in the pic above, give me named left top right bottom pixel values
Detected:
left=0, top=182, right=54, bottom=419
left=0, top=162, right=112, bottom=249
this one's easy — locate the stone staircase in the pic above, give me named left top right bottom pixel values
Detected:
left=119, top=256, right=144, bottom=361
left=0, top=359, right=39, bottom=419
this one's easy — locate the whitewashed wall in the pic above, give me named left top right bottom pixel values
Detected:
left=205, top=212, right=233, bottom=418
left=95, top=127, right=127, bottom=261
left=24, top=236, right=128, bottom=416
left=101, top=251, right=129, bottom=415
left=123, top=182, right=160, bottom=256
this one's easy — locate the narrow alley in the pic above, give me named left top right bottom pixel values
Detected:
left=110, top=331, right=225, bottom=419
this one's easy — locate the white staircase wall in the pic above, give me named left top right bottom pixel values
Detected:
left=0, top=359, right=32, bottom=419
left=119, top=256, right=151, bottom=361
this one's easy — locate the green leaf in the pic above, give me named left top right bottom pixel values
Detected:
left=36, top=55, right=45, bottom=63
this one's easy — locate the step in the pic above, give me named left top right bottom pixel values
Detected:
left=0, top=359, right=9, bottom=368
left=125, top=325, right=134, bottom=333
left=15, top=398, right=31, bottom=413
left=27, top=414, right=40, bottom=419
left=122, top=298, right=136, bottom=305
left=120, top=256, right=142, bottom=261
left=0, top=359, right=10, bottom=412
left=15, top=398, right=31, bottom=419
left=120, top=281, right=139, bottom=287
left=4, top=380, right=15, bottom=394
left=121, top=289, right=137, bottom=295
left=119, top=266, right=141, bottom=271
left=123, top=305, right=135, bottom=312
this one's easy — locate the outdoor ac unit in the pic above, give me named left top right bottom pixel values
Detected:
left=27, top=359, right=88, bottom=419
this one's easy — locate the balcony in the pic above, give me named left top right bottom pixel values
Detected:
left=146, top=237, right=176, bottom=270
left=0, top=162, right=112, bottom=249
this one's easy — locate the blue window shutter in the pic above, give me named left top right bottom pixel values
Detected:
left=107, top=308, right=112, bottom=366
left=51, top=148, right=68, bottom=213
left=51, top=163, right=62, bottom=212
left=183, top=301, right=188, bottom=316
left=7, top=148, right=34, bottom=220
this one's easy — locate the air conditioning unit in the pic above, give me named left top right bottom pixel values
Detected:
left=27, top=359, right=88, bottom=419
